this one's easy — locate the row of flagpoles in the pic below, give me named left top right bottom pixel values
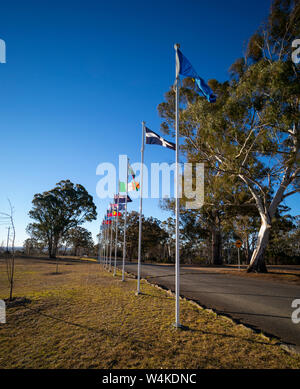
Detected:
left=98, top=44, right=216, bottom=328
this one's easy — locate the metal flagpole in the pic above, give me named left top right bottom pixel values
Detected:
left=107, top=222, right=109, bottom=270
left=114, top=189, right=120, bottom=276
left=122, top=157, right=129, bottom=282
left=104, top=220, right=107, bottom=269
left=105, top=220, right=109, bottom=270
left=136, top=121, right=145, bottom=295
left=103, top=222, right=105, bottom=268
left=103, top=224, right=105, bottom=268
left=109, top=207, right=113, bottom=272
left=98, top=225, right=101, bottom=264
left=101, top=226, right=104, bottom=266
left=174, top=43, right=181, bottom=328
left=103, top=225, right=106, bottom=266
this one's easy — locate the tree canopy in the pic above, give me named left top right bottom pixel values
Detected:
left=27, top=180, right=97, bottom=258
left=158, top=0, right=299, bottom=272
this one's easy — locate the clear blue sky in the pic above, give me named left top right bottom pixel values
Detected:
left=0, top=0, right=298, bottom=246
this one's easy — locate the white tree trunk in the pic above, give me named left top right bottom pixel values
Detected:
left=247, top=216, right=271, bottom=272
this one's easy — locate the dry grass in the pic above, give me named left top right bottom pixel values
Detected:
left=1, top=257, right=300, bottom=369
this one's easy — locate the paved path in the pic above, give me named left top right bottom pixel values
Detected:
left=119, top=261, right=300, bottom=352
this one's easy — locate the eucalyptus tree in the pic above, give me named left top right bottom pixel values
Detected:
left=64, top=227, right=94, bottom=256
left=158, top=0, right=299, bottom=272
left=27, top=180, right=97, bottom=258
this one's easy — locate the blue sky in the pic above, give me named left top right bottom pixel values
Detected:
left=0, top=0, right=298, bottom=246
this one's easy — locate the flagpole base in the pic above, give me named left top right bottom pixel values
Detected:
left=135, top=291, right=143, bottom=296
left=172, top=322, right=188, bottom=330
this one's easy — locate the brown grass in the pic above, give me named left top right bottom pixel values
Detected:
left=0, top=257, right=300, bottom=369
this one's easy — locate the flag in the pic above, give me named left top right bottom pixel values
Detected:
left=119, top=181, right=127, bottom=193
left=176, top=48, right=216, bottom=103
left=128, top=180, right=140, bottom=191
left=111, top=203, right=125, bottom=211
left=105, top=211, right=112, bottom=221
left=145, top=127, right=176, bottom=150
left=128, top=163, right=136, bottom=179
left=114, top=194, right=132, bottom=203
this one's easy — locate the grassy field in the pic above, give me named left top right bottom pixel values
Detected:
left=1, top=257, right=300, bottom=369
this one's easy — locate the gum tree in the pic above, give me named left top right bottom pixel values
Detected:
left=158, top=0, right=299, bottom=272
left=27, top=180, right=97, bottom=259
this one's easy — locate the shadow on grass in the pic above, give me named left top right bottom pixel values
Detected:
left=5, top=297, right=31, bottom=308
left=17, top=301, right=279, bottom=352
left=134, top=292, right=174, bottom=301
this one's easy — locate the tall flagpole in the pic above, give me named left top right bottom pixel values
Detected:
left=104, top=220, right=107, bottom=269
left=98, top=225, right=101, bottom=264
left=106, top=222, right=108, bottom=269
left=114, top=189, right=120, bottom=276
left=122, top=158, right=129, bottom=282
left=106, top=222, right=109, bottom=269
left=101, top=225, right=105, bottom=266
left=174, top=43, right=181, bottom=328
left=109, top=207, right=113, bottom=272
left=136, top=121, right=145, bottom=295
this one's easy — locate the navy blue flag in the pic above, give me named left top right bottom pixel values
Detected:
left=114, top=194, right=132, bottom=203
left=145, top=127, right=176, bottom=150
left=176, top=48, right=216, bottom=103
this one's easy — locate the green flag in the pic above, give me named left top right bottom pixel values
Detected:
left=119, top=181, right=126, bottom=192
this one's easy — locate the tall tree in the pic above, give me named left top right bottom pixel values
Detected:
left=27, top=180, right=97, bottom=258
left=158, top=0, right=299, bottom=272
left=64, top=227, right=94, bottom=256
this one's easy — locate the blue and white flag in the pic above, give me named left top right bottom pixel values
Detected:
left=114, top=194, right=132, bottom=203
left=176, top=48, right=216, bottom=103
left=145, top=127, right=176, bottom=150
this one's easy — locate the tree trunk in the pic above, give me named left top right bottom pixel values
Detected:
left=244, top=235, right=251, bottom=264
left=211, top=228, right=222, bottom=265
left=50, top=237, right=59, bottom=259
left=48, top=244, right=54, bottom=258
left=49, top=247, right=56, bottom=259
left=247, top=217, right=270, bottom=273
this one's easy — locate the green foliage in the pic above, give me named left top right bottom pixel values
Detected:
left=157, top=0, right=300, bottom=271
left=116, top=211, right=169, bottom=262
left=64, top=227, right=94, bottom=256
left=27, top=180, right=97, bottom=258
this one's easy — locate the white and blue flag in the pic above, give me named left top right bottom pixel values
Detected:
left=145, top=127, right=176, bottom=150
